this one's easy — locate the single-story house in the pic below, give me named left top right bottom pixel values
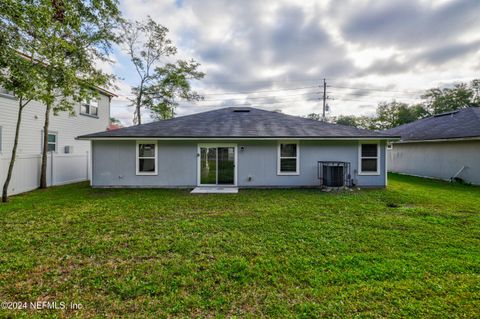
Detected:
left=78, top=107, right=397, bottom=190
left=385, top=107, right=480, bottom=185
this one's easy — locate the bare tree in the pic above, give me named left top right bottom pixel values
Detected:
left=121, top=17, right=204, bottom=124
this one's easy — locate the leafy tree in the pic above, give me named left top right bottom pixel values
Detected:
left=306, top=113, right=322, bottom=121
left=354, top=116, right=380, bottom=130
left=0, top=16, right=43, bottom=202
left=308, top=79, right=479, bottom=132
left=1, top=0, right=122, bottom=189
left=142, top=60, right=204, bottom=120
left=375, top=101, right=427, bottom=129
left=110, top=117, right=121, bottom=124
left=335, top=115, right=359, bottom=127
left=121, top=17, right=204, bottom=124
left=421, top=80, right=480, bottom=115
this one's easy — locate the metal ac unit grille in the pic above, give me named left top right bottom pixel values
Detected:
left=318, top=161, right=351, bottom=187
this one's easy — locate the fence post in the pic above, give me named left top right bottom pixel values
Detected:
left=50, top=152, right=54, bottom=186
left=86, top=150, right=89, bottom=181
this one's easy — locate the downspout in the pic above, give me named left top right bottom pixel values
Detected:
left=450, top=166, right=466, bottom=182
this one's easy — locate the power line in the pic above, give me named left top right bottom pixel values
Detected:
left=331, top=93, right=422, bottom=101
left=197, top=91, right=319, bottom=102
left=178, top=99, right=322, bottom=108
left=199, top=85, right=318, bottom=96
left=198, top=78, right=327, bottom=85
left=328, top=84, right=423, bottom=94
left=178, top=94, right=421, bottom=109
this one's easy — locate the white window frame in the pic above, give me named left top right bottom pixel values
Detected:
left=136, top=141, right=158, bottom=176
left=277, top=141, right=300, bottom=175
left=358, top=142, right=380, bottom=175
left=42, top=131, right=58, bottom=153
left=197, top=143, right=238, bottom=186
left=80, top=97, right=99, bottom=117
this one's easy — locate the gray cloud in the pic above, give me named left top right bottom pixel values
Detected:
left=111, top=0, right=480, bottom=125
left=417, top=40, right=480, bottom=65
left=340, top=0, right=480, bottom=48
left=356, top=56, right=409, bottom=76
left=190, top=2, right=355, bottom=91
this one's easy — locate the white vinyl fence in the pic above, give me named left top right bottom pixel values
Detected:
left=0, top=152, right=89, bottom=196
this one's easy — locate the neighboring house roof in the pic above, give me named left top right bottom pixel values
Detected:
left=79, top=107, right=397, bottom=140
left=384, top=107, right=480, bottom=142
left=107, top=123, right=122, bottom=131
left=95, top=87, right=117, bottom=98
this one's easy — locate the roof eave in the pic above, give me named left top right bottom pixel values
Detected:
left=393, top=136, right=480, bottom=143
left=77, top=135, right=400, bottom=141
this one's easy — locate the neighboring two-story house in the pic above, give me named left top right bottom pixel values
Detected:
left=0, top=87, right=115, bottom=195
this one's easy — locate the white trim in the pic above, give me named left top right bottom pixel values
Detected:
left=384, top=141, right=388, bottom=186
left=47, top=132, right=58, bottom=153
left=135, top=140, right=158, bottom=176
left=41, top=130, right=58, bottom=153
left=80, top=95, right=100, bottom=117
left=277, top=141, right=300, bottom=176
left=197, top=143, right=238, bottom=187
left=89, top=142, right=93, bottom=186
left=393, top=136, right=480, bottom=143
left=78, top=137, right=397, bottom=141
left=358, top=141, right=380, bottom=176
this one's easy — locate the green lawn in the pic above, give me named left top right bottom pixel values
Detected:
left=0, top=174, right=479, bottom=318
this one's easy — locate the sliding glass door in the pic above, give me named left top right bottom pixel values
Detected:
left=199, top=145, right=236, bottom=185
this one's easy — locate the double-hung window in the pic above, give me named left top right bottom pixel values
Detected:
left=136, top=142, right=157, bottom=175
left=81, top=98, right=99, bottom=116
left=359, top=143, right=379, bottom=175
left=42, top=132, right=58, bottom=153
left=278, top=142, right=299, bottom=175
left=47, top=133, right=57, bottom=152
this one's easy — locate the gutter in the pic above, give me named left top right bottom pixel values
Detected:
left=77, top=136, right=401, bottom=141
left=393, top=136, right=480, bottom=144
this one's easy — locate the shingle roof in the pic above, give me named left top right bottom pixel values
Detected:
left=384, top=107, right=480, bottom=141
left=78, top=107, right=396, bottom=139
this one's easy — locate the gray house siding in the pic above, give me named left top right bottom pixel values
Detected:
left=387, top=140, right=480, bottom=185
left=237, top=140, right=386, bottom=187
left=92, top=140, right=387, bottom=188
left=92, top=140, right=197, bottom=187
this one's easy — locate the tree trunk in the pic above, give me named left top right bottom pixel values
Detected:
left=39, top=102, right=51, bottom=189
left=135, top=81, right=144, bottom=125
left=2, top=99, right=25, bottom=202
left=136, top=104, right=142, bottom=125
left=135, top=92, right=142, bottom=125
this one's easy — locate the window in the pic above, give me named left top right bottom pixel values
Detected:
left=81, top=98, right=99, bottom=116
left=136, top=141, right=157, bottom=175
left=278, top=142, right=299, bottom=175
left=47, top=133, right=57, bottom=152
left=359, top=143, right=379, bottom=175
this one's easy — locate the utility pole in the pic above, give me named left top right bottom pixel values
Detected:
left=322, top=78, right=327, bottom=121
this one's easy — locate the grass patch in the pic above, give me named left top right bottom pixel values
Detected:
left=0, top=173, right=479, bottom=318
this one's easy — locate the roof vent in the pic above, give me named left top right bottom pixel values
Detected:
left=233, top=109, right=250, bottom=113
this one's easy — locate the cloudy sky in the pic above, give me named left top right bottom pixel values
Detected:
left=106, top=0, right=480, bottom=125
